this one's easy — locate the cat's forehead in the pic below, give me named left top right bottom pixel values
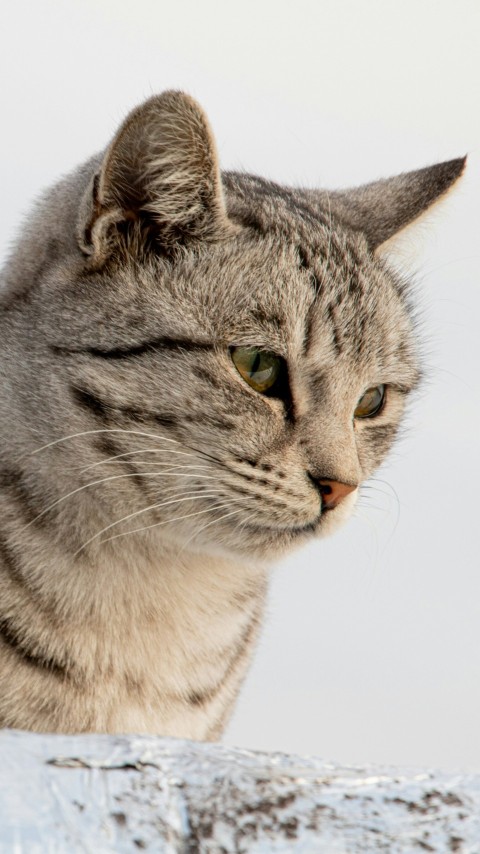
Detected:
left=158, top=194, right=412, bottom=373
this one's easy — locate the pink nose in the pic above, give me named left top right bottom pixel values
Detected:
left=318, top=479, right=357, bottom=510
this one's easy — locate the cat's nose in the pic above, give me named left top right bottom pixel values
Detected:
left=317, top=478, right=357, bottom=510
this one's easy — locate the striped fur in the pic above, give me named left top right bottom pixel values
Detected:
left=0, top=92, right=464, bottom=737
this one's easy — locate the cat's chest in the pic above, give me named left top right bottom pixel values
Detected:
left=77, top=550, right=267, bottom=736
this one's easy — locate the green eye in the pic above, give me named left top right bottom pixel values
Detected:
left=231, top=346, right=281, bottom=394
left=354, top=384, right=386, bottom=419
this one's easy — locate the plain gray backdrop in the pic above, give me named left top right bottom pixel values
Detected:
left=1, top=0, right=479, bottom=770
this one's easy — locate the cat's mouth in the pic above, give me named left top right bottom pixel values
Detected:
left=229, top=492, right=357, bottom=555
left=240, top=513, right=322, bottom=539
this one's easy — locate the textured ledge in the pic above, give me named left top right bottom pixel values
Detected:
left=0, top=730, right=479, bottom=852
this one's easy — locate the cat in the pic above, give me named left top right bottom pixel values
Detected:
left=0, top=91, right=464, bottom=739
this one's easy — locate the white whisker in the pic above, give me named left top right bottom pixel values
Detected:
left=83, top=460, right=211, bottom=473
left=80, top=447, right=206, bottom=472
left=100, top=500, right=246, bottom=547
left=28, top=427, right=181, bottom=457
left=23, top=470, right=220, bottom=530
left=352, top=506, right=380, bottom=566
left=73, top=490, right=231, bottom=555
left=177, top=503, right=248, bottom=555
left=367, top=476, right=401, bottom=539
left=28, top=426, right=229, bottom=474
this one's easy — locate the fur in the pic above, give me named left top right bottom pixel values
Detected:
left=0, top=92, right=465, bottom=737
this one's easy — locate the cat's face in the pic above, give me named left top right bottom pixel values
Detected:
left=44, top=199, right=417, bottom=562
left=9, top=92, right=462, bottom=563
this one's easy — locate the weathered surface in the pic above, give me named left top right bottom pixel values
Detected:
left=0, top=730, right=479, bottom=853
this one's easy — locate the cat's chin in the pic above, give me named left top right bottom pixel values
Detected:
left=180, top=492, right=357, bottom=563
left=243, top=489, right=358, bottom=557
left=237, top=514, right=347, bottom=560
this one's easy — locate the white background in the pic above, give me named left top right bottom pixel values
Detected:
left=1, top=0, right=479, bottom=770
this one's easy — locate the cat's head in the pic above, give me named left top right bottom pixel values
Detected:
left=4, top=92, right=464, bottom=561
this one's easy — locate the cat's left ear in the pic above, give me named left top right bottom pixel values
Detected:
left=77, top=91, right=235, bottom=263
left=307, top=157, right=466, bottom=251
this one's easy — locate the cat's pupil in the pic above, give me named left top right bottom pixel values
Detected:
left=250, top=352, right=261, bottom=376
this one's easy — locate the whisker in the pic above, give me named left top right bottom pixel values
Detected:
left=80, top=447, right=207, bottom=472
left=23, top=471, right=220, bottom=531
left=74, top=490, right=231, bottom=555
left=367, top=476, right=401, bottom=538
left=357, top=501, right=389, bottom=513
left=28, top=427, right=181, bottom=457
left=368, top=477, right=401, bottom=506
left=100, top=500, right=247, bottom=547
left=83, top=460, right=211, bottom=473
left=28, top=426, right=231, bottom=475
left=175, top=502, right=247, bottom=556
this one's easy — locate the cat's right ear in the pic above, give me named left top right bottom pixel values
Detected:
left=77, top=92, right=235, bottom=265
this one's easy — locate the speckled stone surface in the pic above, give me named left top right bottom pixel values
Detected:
left=1, top=730, right=479, bottom=852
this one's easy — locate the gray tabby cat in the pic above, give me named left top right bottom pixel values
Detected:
left=0, top=92, right=464, bottom=738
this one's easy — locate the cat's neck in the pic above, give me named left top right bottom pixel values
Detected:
left=0, top=512, right=269, bottom=737
left=11, top=528, right=266, bottom=628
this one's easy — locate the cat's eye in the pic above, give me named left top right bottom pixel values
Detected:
left=354, top=384, right=386, bottom=419
left=230, top=346, right=281, bottom=394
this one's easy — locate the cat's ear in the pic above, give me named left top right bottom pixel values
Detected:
left=308, top=157, right=466, bottom=251
left=77, top=91, right=234, bottom=263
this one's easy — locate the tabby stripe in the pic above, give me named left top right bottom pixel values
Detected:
left=52, top=337, right=214, bottom=360
left=71, top=385, right=233, bottom=431
left=0, top=467, right=50, bottom=529
left=326, top=304, right=342, bottom=355
left=0, top=616, right=67, bottom=678
left=93, top=432, right=127, bottom=462
left=297, top=248, right=321, bottom=298
left=72, top=386, right=178, bottom=426
left=231, top=174, right=332, bottom=231
left=187, top=611, right=260, bottom=707
left=93, top=434, right=152, bottom=496
left=0, top=534, right=27, bottom=588
left=71, top=387, right=110, bottom=419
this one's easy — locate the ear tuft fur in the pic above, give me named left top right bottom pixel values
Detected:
left=78, top=91, right=234, bottom=263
